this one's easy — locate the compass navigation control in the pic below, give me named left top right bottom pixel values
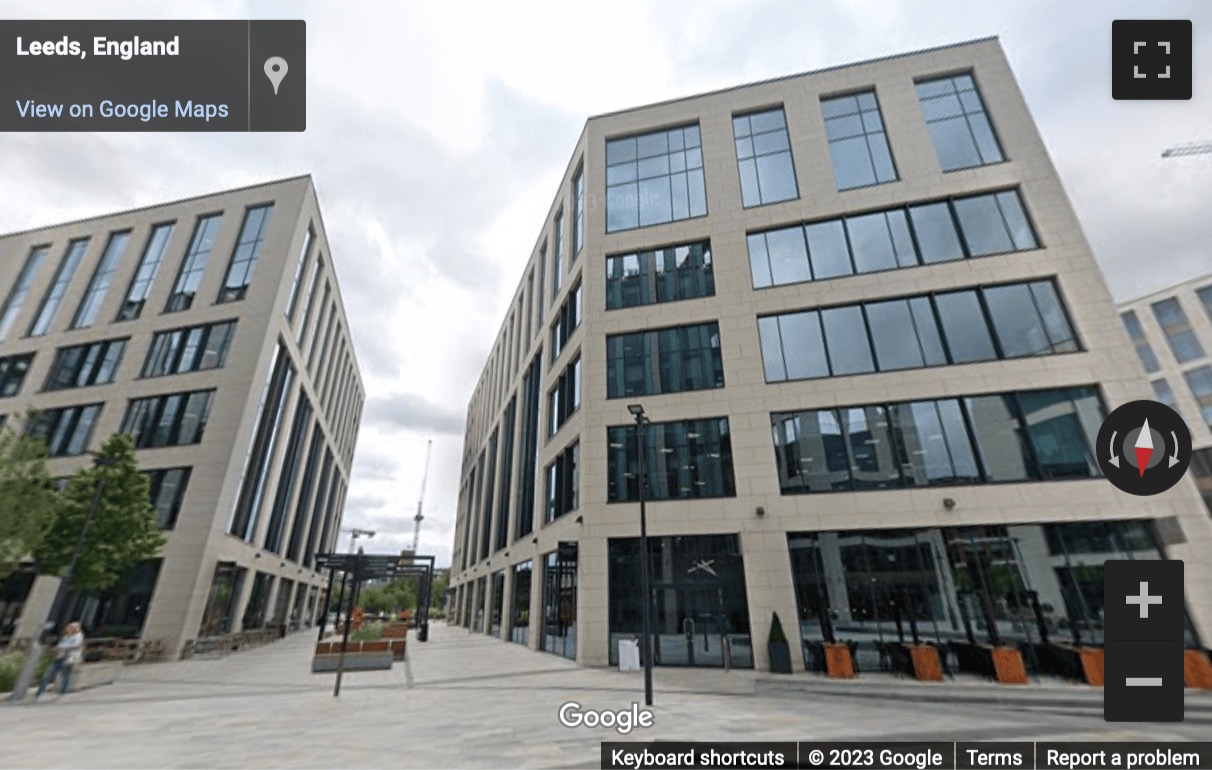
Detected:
left=1096, top=400, right=1192, bottom=495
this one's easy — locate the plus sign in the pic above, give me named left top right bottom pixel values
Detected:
left=1126, top=581, right=1163, bottom=619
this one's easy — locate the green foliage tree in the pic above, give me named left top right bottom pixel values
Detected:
left=0, top=424, right=60, bottom=578
left=429, top=573, right=448, bottom=608
left=35, top=433, right=165, bottom=593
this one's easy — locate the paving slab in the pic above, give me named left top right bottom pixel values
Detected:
left=1, top=623, right=1207, bottom=769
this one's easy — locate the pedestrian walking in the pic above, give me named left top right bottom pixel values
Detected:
left=35, top=622, right=85, bottom=700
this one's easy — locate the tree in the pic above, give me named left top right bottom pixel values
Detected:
left=429, top=573, right=448, bottom=609
left=36, top=433, right=165, bottom=594
left=0, top=423, right=61, bottom=578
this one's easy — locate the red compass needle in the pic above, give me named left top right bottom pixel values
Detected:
left=1133, top=418, right=1154, bottom=477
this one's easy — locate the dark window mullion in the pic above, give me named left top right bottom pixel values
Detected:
left=857, top=304, right=881, bottom=373
left=974, top=289, right=1006, bottom=360
left=928, top=294, right=957, bottom=365
left=947, top=197, right=974, bottom=259
left=900, top=203, right=927, bottom=267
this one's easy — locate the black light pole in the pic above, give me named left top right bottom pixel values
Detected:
left=628, top=403, right=654, bottom=707
left=9, top=452, right=117, bottom=704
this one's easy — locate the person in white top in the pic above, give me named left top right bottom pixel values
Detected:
left=35, top=621, right=85, bottom=699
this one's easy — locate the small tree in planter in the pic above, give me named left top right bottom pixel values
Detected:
left=768, top=612, right=793, bottom=674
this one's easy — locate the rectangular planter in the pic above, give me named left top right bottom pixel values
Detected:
left=991, top=647, right=1028, bottom=685
left=383, top=624, right=408, bottom=639
left=360, top=640, right=389, bottom=653
left=390, top=640, right=407, bottom=660
left=823, top=643, right=855, bottom=679
left=908, top=645, right=944, bottom=682
left=1078, top=648, right=1104, bottom=686
left=1185, top=649, right=1212, bottom=689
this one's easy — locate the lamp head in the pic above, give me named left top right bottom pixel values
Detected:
left=627, top=404, right=645, bottom=417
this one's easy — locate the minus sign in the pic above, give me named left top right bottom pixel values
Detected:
left=1125, top=677, right=1163, bottom=686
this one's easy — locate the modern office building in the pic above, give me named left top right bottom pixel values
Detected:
left=1118, top=272, right=1212, bottom=512
left=447, top=37, right=1212, bottom=672
left=0, top=176, right=365, bottom=659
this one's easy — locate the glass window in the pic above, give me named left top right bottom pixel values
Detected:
left=733, top=108, right=798, bottom=206
left=607, top=125, right=706, bottom=231
left=935, top=290, right=997, bottom=363
left=954, top=195, right=1014, bottom=256
left=984, top=281, right=1077, bottom=357
left=840, top=405, right=901, bottom=490
left=806, top=220, right=853, bottom=279
left=25, top=404, right=103, bottom=457
left=30, top=238, right=89, bottom=336
left=121, top=390, right=215, bottom=449
left=607, top=417, right=734, bottom=502
left=284, top=226, right=314, bottom=323
left=607, top=322, right=723, bottom=397
left=72, top=231, right=130, bottom=329
left=1016, top=389, right=1100, bottom=478
left=1184, top=366, right=1212, bottom=425
left=866, top=299, right=926, bottom=370
left=551, top=211, right=564, bottom=300
left=166, top=214, right=222, bottom=313
left=142, top=321, right=236, bottom=377
left=763, top=313, right=827, bottom=382
left=45, top=339, right=126, bottom=391
left=909, top=203, right=963, bottom=263
left=147, top=467, right=191, bottom=529
left=1151, top=378, right=1176, bottom=407
left=845, top=210, right=916, bottom=273
left=822, top=90, right=897, bottom=190
left=1152, top=297, right=1205, bottom=363
left=0, top=246, right=49, bottom=340
left=117, top=223, right=174, bottom=322
left=572, top=166, right=585, bottom=255
left=0, top=353, right=34, bottom=397
left=916, top=74, right=1004, bottom=171
left=1197, top=285, right=1212, bottom=323
left=1121, top=310, right=1160, bottom=373
left=550, top=281, right=581, bottom=359
left=549, top=355, right=581, bottom=435
left=891, top=400, right=979, bottom=485
left=964, top=394, right=1036, bottom=481
left=606, top=241, right=714, bottom=309
left=218, top=205, right=272, bottom=303
left=544, top=441, right=579, bottom=523
left=820, top=306, right=873, bottom=375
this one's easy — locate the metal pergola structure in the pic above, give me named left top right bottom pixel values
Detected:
left=314, top=551, right=436, bottom=642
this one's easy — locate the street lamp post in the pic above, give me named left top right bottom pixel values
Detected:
left=628, top=403, right=654, bottom=707
left=9, top=452, right=117, bottom=704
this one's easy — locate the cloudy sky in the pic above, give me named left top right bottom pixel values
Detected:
left=4, top=0, right=1210, bottom=567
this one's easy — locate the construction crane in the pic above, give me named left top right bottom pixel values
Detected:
left=410, top=440, right=433, bottom=552
left=1162, top=140, right=1212, bottom=158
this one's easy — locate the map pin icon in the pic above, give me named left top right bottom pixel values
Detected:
left=264, top=57, right=288, bottom=95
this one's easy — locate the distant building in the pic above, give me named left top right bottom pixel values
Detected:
left=448, top=38, right=1212, bottom=672
left=1118, top=272, right=1212, bottom=512
left=0, top=176, right=365, bottom=658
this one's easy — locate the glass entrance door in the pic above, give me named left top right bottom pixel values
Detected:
left=653, top=582, right=727, bottom=667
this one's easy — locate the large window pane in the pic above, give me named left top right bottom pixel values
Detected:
left=774, top=311, right=829, bottom=381
left=840, top=405, right=901, bottom=489
left=608, top=125, right=706, bottom=231
left=822, top=90, right=897, bottom=190
left=935, top=291, right=996, bottom=363
left=954, top=195, right=1014, bottom=256
left=846, top=211, right=916, bottom=273
left=821, top=306, right=873, bottom=375
left=965, top=395, right=1036, bottom=481
left=909, top=203, right=964, bottom=263
left=734, top=108, right=798, bottom=206
left=984, top=283, right=1054, bottom=357
left=1184, top=366, right=1212, bottom=425
left=866, top=299, right=924, bottom=370
left=1016, top=390, right=1098, bottom=478
left=1121, top=310, right=1160, bottom=373
left=766, top=228, right=812, bottom=285
left=806, top=220, right=853, bottom=279
left=916, top=74, right=1004, bottom=171
left=1152, top=297, right=1205, bottom=363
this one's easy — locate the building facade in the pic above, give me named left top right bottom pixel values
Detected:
left=0, top=176, right=365, bottom=658
left=1118, top=272, right=1212, bottom=512
left=448, top=38, right=1212, bottom=672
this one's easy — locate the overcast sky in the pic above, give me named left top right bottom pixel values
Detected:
left=3, top=0, right=1210, bottom=567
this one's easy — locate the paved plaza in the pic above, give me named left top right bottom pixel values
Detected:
left=2, top=623, right=1210, bottom=769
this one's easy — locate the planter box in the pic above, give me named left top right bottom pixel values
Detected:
left=315, top=643, right=334, bottom=655
left=383, top=624, right=408, bottom=639
left=1185, top=649, right=1212, bottom=689
left=907, top=645, right=944, bottom=682
left=1078, top=648, right=1104, bottom=686
left=991, top=647, right=1028, bottom=685
left=311, top=653, right=392, bottom=673
left=823, top=643, right=855, bottom=679
left=360, top=640, right=390, bottom=653
left=390, top=640, right=407, bottom=660
left=767, top=641, right=792, bottom=674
